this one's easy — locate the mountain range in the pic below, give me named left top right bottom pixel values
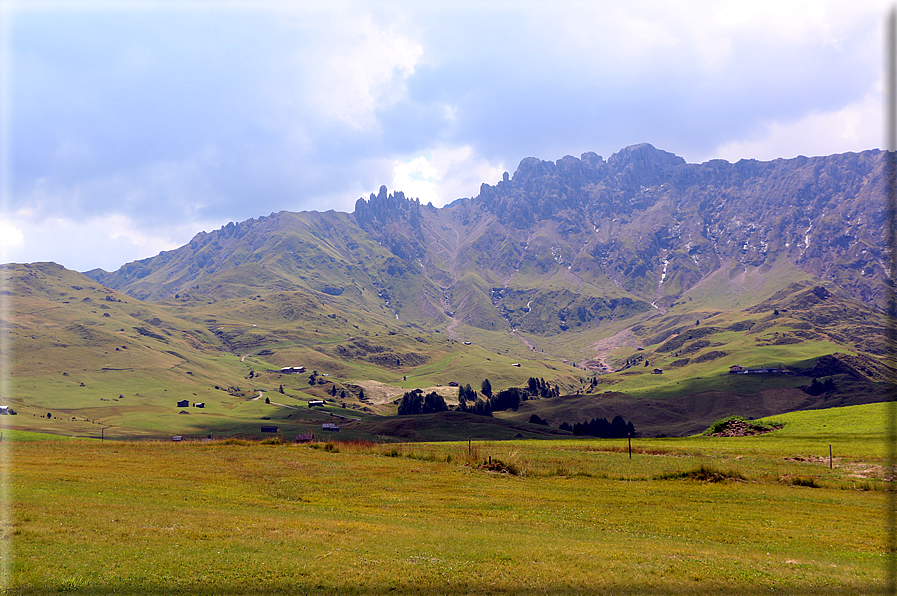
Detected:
left=6, top=144, right=893, bottom=439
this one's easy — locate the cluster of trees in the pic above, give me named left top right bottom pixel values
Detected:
left=526, top=377, right=559, bottom=398
left=559, top=415, right=635, bottom=438
left=395, top=377, right=636, bottom=438
left=457, top=377, right=559, bottom=416
left=327, top=384, right=349, bottom=399
left=457, top=383, right=492, bottom=416
left=802, top=377, right=837, bottom=396
left=397, top=389, right=448, bottom=416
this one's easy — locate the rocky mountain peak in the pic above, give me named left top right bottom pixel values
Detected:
left=353, top=186, right=424, bottom=260
left=354, top=185, right=421, bottom=229
left=607, top=143, right=686, bottom=189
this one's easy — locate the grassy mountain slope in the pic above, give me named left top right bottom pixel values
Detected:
left=12, top=145, right=893, bottom=439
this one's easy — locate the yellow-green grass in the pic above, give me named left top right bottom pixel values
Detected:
left=758, top=402, right=891, bottom=436
left=6, top=435, right=888, bottom=594
left=677, top=259, right=819, bottom=311
left=606, top=334, right=854, bottom=399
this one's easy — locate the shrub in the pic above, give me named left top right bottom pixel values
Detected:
left=656, top=465, right=745, bottom=483
left=782, top=475, right=819, bottom=488
left=479, top=457, right=519, bottom=475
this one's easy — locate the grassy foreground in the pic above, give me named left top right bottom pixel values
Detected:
left=4, top=428, right=892, bottom=595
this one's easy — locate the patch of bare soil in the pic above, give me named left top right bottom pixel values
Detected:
left=783, top=455, right=828, bottom=463
left=348, top=380, right=405, bottom=405
left=580, top=327, right=640, bottom=372
left=783, top=456, right=886, bottom=480
left=843, top=463, right=884, bottom=479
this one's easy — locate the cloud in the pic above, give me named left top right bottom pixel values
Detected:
left=708, top=90, right=882, bottom=162
left=2, top=1, right=889, bottom=271
left=0, top=211, right=212, bottom=272
left=0, top=219, right=24, bottom=262
left=391, top=145, right=505, bottom=206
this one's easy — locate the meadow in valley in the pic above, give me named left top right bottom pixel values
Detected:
left=4, top=403, right=892, bottom=595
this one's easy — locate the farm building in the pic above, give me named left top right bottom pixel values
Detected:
left=321, top=422, right=340, bottom=431
left=260, top=426, right=279, bottom=433
left=195, top=403, right=205, bottom=408
left=652, top=369, right=663, bottom=375
left=308, top=400, right=325, bottom=407
left=728, top=365, right=744, bottom=374
left=280, top=366, right=307, bottom=374
left=295, top=433, right=314, bottom=443
left=176, top=400, right=189, bottom=408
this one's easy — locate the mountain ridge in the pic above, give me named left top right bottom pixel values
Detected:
left=7, top=143, right=882, bottom=439
left=85, top=144, right=888, bottom=333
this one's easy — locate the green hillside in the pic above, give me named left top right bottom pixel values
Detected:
left=4, top=258, right=892, bottom=440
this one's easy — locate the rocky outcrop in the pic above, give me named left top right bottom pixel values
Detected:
left=353, top=185, right=424, bottom=260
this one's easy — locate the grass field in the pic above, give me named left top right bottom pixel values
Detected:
left=4, top=422, right=892, bottom=595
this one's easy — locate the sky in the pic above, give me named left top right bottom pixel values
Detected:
left=0, top=0, right=889, bottom=272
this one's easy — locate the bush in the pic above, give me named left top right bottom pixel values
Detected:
left=656, top=465, right=745, bottom=483
left=478, top=457, right=519, bottom=475
left=782, top=475, right=819, bottom=488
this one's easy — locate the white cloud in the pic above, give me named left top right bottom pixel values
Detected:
left=708, top=90, right=882, bottom=162
left=266, top=9, right=423, bottom=133
left=0, top=212, right=213, bottom=272
left=0, top=219, right=24, bottom=262
left=391, top=145, right=505, bottom=206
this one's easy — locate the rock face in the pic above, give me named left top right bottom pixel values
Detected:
left=85, top=144, right=890, bottom=337
left=354, top=185, right=424, bottom=261
left=473, top=144, right=887, bottom=308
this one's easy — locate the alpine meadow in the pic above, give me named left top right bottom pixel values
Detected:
left=4, top=144, right=895, bottom=594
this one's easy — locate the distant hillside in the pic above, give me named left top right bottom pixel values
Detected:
left=7, top=145, right=891, bottom=439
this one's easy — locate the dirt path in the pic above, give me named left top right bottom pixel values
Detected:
left=269, top=401, right=297, bottom=410
left=252, top=391, right=263, bottom=401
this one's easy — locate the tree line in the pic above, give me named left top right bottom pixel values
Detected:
left=397, top=377, right=561, bottom=417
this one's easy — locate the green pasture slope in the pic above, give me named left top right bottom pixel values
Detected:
left=6, top=414, right=891, bottom=595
